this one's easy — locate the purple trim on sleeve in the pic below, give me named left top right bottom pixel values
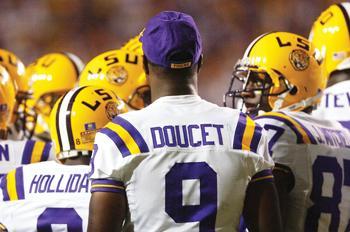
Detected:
left=21, top=140, right=35, bottom=164
left=252, top=169, right=272, bottom=179
left=91, top=179, right=125, bottom=194
left=250, top=169, right=274, bottom=183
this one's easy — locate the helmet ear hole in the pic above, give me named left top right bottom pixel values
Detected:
left=289, top=86, right=298, bottom=95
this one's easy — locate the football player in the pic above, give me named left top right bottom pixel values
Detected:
left=0, top=86, right=126, bottom=231
left=25, top=52, right=84, bottom=141
left=79, top=49, right=150, bottom=110
left=0, top=65, right=54, bottom=179
left=310, top=2, right=350, bottom=130
left=88, top=11, right=281, bottom=232
left=224, top=31, right=350, bottom=231
left=0, top=49, right=28, bottom=140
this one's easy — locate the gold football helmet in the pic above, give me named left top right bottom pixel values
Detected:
left=309, top=2, right=350, bottom=78
left=50, top=86, right=127, bottom=159
left=0, top=49, right=28, bottom=129
left=0, top=65, right=16, bottom=137
left=79, top=49, right=150, bottom=110
left=224, top=32, right=325, bottom=116
left=25, top=52, right=84, bottom=140
left=120, top=35, right=144, bottom=55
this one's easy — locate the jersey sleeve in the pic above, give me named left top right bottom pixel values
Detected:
left=89, top=116, right=150, bottom=194
left=21, top=140, right=53, bottom=164
left=255, top=111, right=316, bottom=175
left=233, top=113, right=275, bottom=183
left=0, top=167, right=25, bottom=202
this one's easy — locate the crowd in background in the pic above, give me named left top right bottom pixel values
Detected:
left=0, top=0, right=338, bottom=104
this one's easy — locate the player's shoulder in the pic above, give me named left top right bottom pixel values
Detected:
left=97, top=114, right=150, bottom=156
left=255, top=111, right=318, bottom=145
left=325, top=80, right=350, bottom=93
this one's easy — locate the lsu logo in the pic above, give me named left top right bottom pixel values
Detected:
left=106, top=65, right=128, bottom=85
left=289, top=49, right=310, bottom=71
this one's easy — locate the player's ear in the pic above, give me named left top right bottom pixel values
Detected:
left=197, top=54, right=203, bottom=73
left=143, top=55, right=149, bottom=75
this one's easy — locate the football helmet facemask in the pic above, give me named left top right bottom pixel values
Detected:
left=79, top=49, right=150, bottom=110
left=50, top=86, right=127, bottom=160
left=25, top=52, right=84, bottom=140
left=224, top=32, right=325, bottom=116
left=309, top=2, right=350, bottom=79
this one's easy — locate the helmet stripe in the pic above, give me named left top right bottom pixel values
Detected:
left=57, top=86, right=86, bottom=152
left=244, top=32, right=274, bottom=58
left=55, top=93, right=65, bottom=152
left=66, top=86, right=87, bottom=150
left=62, top=52, right=84, bottom=80
left=337, top=3, right=350, bottom=38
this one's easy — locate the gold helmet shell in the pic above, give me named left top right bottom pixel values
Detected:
left=25, top=52, right=84, bottom=139
left=0, top=65, right=16, bottom=132
left=50, top=86, right=127, bottom=159
left=235, top=32, right=325, bottom=112
left=309, top=2, right=350, bottom=78
left=79, top=49, right=149, bottom=110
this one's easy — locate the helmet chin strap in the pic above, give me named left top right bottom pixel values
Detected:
left=274, top=90, right=323, bottom=112
left=272, top=91, right=289, bottom=111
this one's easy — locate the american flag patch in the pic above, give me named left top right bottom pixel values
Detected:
left=84, top=122, right=96, bottom=131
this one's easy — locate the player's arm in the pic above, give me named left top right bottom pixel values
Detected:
left=243, top=170, right=282, bottom=232
left=272, top=163, right=295, bottom=225
left=0, top=222, right=8, bottom=232
left=88, top=190, right=126, bottom=232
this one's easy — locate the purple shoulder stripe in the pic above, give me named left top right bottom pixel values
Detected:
left=21, top=140, right=35, bottom=164
left=233, top=113, right=247, bottom=150
left=41, top=142, right=52, bottom=161
left=99, top=128, right=131, bottom=157
left=113, top=116, right=149, bottom=153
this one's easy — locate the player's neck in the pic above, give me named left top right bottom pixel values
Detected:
left=149, top=74, right=198, bottom=102
left=327, top=70, right=350, bottom=87
left=60, top=156, right=90, bottom=165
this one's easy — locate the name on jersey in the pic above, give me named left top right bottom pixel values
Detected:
left=0, top=144, right=9, bottom=161
left=311, top=125, right=350, bottom=148
left=29, top=173, right=90, bottom=194
left=323, top=92, right=350, bottom=108
left=150, top=124, right=224, bottom=148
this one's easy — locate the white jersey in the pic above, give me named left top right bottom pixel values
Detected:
left=255, top=110, right=350, bottom=232
left=313, top=80, right=350, bottom=130
left=0, top=139, right=54, bottom=178
left=90, top=95, right=274, bottom=232
left=0, top=160, right=91, bottom=231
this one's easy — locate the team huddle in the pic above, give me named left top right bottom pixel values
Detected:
left=0, top=3, right=349, bottom=232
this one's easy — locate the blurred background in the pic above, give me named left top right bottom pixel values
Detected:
left=0, top=0, right=340, bottom=105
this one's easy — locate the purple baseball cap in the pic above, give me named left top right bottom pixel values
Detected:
left=140, top=11, right=202, bottom=69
